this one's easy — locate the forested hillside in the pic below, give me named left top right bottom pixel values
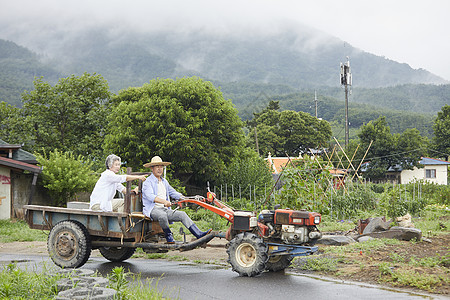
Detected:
left=39, top=28, right=447, bottom=91
left=221, top=84, right=435, bottom=137
left=0, top=23, right=448, bottom=138
left=0, top=40, right=60, bottom=106
left=316, top=84, right=450, bottom=114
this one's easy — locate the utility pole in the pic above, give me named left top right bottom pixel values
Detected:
left=340, top=57, right=352, bottom=148
left=254, top=127, right=259, bottom=156
left=314, top=90, right=318, bottom=118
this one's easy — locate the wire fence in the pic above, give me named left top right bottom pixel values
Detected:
left=211, top=180, right=429, bottom=219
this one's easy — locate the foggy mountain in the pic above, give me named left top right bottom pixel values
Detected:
left=37, top=26, right=447, bottom=90
left=0, top=22, right=448, bottom=117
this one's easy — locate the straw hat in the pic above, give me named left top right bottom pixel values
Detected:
left=143, top=156, right=171, bottom=168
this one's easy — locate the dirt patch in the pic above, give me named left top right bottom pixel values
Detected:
left=290, top=233, right=450, bottom=296
left=165, top=238, right=229, bottom=263
left=0, top=238, right=229, bottom=262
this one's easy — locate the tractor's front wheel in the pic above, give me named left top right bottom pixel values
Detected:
left=227, top=232, right=268, bottom=277
left=265, top=255, right=293, bottom=272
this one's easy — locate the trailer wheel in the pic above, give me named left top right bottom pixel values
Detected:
left=227, top=232, right=268, bottom=277
left=99, top=246, right=136, bottom=262
left=47, top=220, right=91, bottom=268
left=265, top=255, right=293, bottom=272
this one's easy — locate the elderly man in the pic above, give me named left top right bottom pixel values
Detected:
left=90, top=154, right=147, bottom=212
left=142, top=156, right=211, bottom=243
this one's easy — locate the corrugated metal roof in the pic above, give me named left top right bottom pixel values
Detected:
left=0, top=139, right=37, bottom=163
left=419, top=157, right=450, bottom=165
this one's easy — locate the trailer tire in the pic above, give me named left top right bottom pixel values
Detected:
left=48, top=220, right=91, bottom=268
left=99, top=246, right=136, bottom=262
left=227, top=232, right=268, bottom=277
left=265, top=255, right=293, bottom=272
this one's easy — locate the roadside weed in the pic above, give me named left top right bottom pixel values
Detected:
left=0, top=263, right=62, bottom=299
left=0, top=219, right=47, bottom=242
left=299, top=257, right=338, bottom=272
left=379, top=267, right=448, bottom=292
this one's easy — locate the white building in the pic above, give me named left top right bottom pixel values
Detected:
left=400, top=157, right=450, bottom=185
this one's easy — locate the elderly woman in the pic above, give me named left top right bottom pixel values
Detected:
left=90, top=154, right=147, bottom=212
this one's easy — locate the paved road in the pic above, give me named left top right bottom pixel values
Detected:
left=0, top=253, right=444, bottom=300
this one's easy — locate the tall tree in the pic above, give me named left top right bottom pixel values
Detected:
left=0, top=101, right=32, bottom=145
left=21, top=73, right=110, bottom=158
left=104, top=77, right=245, bottom=184
left=248, top=104, right=332, bottom=156
left=357, top=116, right=427, bottom=179
left=433, top=105, right=450, bottom=160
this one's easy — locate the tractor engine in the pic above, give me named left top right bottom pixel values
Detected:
left=258, top=209, right=322, bottom=244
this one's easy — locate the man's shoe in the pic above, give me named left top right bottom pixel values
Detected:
left=163, top=228, right=175, bottom=244
left=188, top=224, right=212, bottom=239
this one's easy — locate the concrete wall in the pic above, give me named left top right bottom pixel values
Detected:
left=401, top=165, right=448, bottom=185
left=11, top=171, right=52, bottom=219
left=0, top=166, right=11, bottom=219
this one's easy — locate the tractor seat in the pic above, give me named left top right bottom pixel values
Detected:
left=129, top=212, right=151, bottom=220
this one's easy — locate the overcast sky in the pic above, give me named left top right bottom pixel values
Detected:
left=1, top=0, right=450, bottom=81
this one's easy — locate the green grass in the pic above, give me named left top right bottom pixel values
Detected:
left=323, top=238, right=403, bottom=255
left=0, top=263, right=168, bottom=300
left=108, top=266, right=168, bottom=300
left=414, top=205, right=450, bottom=237
left=318, top=215, right=356, bottom=232
left=299, top=257, right=338, bottom=272
left=0, top=219, right=47, bottom=243
left=378, top=266, right=449, bottom=292
left=0, top=263, right=62, bottom=299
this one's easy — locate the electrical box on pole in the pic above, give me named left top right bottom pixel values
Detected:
left=340, top=57, right=352, bottom=148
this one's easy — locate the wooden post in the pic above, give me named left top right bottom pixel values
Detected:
left=125, top=167, right=132, bottom=213
left=27, top=172, right=39, bottom=205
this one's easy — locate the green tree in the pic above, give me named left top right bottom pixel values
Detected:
left=104, top=77, right=245, bottom=184
left=215, top=149, right=273, bottom=209
left=35, top=150, right=97, bottom=207
left=0, top=101, right=32, bottom=145
left=396, top=128, right=429, bottom=168
left=21, top=73, right=110, bottom=158
left=433, top=105, right=450, bottom=160
left=248, top=104, right=332, bottom=156
left=357, top=116, right=427, bottom=179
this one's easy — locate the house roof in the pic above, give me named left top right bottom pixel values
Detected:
left=0, top=139, right=38, bottom=164
left=264, top=153, right=347, bottom=177
left=265, top=152, right=307, bottom=174
left=0, top=156, right=41, bottom=173
left=361, top=157, right=450, bottom=173
left=419, top=157, right=450, bottom=165
left=265, top=156, right=300, bottom=174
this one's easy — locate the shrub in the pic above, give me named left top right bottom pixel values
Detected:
left=35, top=149, right=97, bottom=206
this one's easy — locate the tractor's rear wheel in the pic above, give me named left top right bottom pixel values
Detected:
left=47, top=220, right=91, bottom=268
left=265, top=255, right=293, bottom=272
left=99, top=246, right=136, bottom=262
left=227, top=232, right=268, bottom=277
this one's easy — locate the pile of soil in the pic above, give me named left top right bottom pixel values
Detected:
left=291, top=233, right=449, bottom=296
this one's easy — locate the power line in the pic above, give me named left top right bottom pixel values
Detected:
left=325, top=147, right=448, bottom=165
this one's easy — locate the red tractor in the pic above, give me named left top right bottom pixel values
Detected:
left=24, top=181, right=321, bottom=277
left=176, top=187, right=322, bottom=277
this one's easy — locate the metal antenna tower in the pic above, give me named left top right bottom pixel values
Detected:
left=314, top=90, right=318, bottom=118
left=340, top=57, right=352, bottom=148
